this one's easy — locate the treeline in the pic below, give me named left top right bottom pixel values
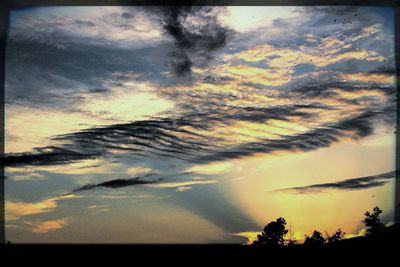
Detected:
left=252, top=206, right=387, bottom=247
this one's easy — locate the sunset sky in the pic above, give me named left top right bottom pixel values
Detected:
left=4, top=6, right=397, bottom=243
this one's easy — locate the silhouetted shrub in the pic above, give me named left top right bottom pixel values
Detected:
left=253, top=217, right=288, bottom=247
left=327, top=229, right=345, bottom=244
left=364, top=206, right=385, bottom=237
left=304, top=230, right=325, bottom=246
left=251, top=206, right=390, bottom=250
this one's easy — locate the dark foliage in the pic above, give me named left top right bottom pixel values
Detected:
left=327, top=229, right=345, bottom=244
left=253, top=217, right=288, bottom=247
left=364, top=206, right=385, bottom=237
left=251, top=206, right=394, bottom=252
left=304, top=230, right=325, bottom=246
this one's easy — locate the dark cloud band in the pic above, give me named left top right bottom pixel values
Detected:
left=275, top=171, right=397, bottom=194
left=4, top=103, right=394, bottom=168
left=72, top=172, right=192, bottom=192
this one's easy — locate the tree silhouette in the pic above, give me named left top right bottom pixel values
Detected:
left=304, top=230, right=325, bottom=246
left=285, top=224, right=297, bottom=246
left=364, top=206, right=385, bottom=237
left=327, top=228, right=345, bottom=244
left=253, top=217, right=288, bottom=247
left=249, top=207, right=395, bottom=251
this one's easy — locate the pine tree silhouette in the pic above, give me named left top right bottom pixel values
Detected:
left=253, top=217, right=288, bottom=247
left=364, top=206, right=385, bottom=237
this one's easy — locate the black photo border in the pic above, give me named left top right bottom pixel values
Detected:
left=0, top=0, right=398, bottom=260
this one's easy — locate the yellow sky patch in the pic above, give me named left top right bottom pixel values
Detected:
left=6, top=80, right=175, bottom=154
left=149, top=180, right=217, bottom=188
left=186, top=161, right=235, bottom=175
left=5, top=105, right=109, bottom=153
left=125, top=166, right=153, bottom=176
left=225, top=65, right=291, bottom=86
left=6, top=194, right=79, bottom=221
left=333, top=88, right=386, bottom=99
left=339, top=73, right=394, bottom=84
left=231, top=231, right=260, bottom=245
left=24, top=218, right=69, bottom=234
left=234, top=44, right=385, bottom=69
left=84, top=91, right=174, bottom=122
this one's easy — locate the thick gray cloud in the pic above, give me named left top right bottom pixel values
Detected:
left=139, top=6, right=235, bottom=76
left=5, top=38, right=173, bottom=109
left=5, top=6, right=237, bottom=111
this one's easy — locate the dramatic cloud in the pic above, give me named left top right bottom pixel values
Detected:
left=5, top=7, right=395, bottom=169
left=5, top=6, right=396, bottom=184
left=275, top=171, right=397, bottom=194
left=4, top=6, right=396, bottom=244
left=4, top=98, right=395, bottom=167
left=143, top=6, right=235, bottom=75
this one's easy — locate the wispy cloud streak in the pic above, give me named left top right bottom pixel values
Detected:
left=72, top=172, right=192, bottom=192
left=275, top=171, right=397, bottom=194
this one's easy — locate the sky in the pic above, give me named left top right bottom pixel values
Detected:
left=4, top=6, right=397, bottom=244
